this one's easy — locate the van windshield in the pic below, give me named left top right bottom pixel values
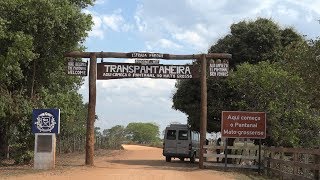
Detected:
left=166, top=130, right=176, bottom=140
left=178, top=130, right=188, bottom=140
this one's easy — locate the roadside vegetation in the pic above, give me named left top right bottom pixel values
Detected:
left=173, top=18, right=320, bottom=148
left=0, top=0, right=319, bottom=173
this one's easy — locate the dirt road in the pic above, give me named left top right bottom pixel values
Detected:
left=1, top=145, right=255, bottom=180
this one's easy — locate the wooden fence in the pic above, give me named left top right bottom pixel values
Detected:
left=264, top=147, right=320, bottom=180
left=203, top=142, right=262, bottom=169
left=204, top=143, right=320, bottom=179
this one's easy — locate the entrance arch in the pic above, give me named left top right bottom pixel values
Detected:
left=65, top=51, right=232, bottom=168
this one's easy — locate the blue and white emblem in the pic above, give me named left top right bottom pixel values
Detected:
left=35, top=112, right=56, bottom=132
left=32, top=109, right=60, bottom=134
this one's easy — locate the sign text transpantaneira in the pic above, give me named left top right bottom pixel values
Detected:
left=97, top=62, right=198, bottom=79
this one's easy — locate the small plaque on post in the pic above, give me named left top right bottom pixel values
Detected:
left=37, top=135, right=52, bottom=152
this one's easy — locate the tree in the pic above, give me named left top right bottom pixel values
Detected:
left=0, top=0, right=92, bottom=162
left=126, top=122, right=160, bottom=144
left=209, top=18, right=302, bottom=68
left=172, top=18, right=304, bottom=133
left=103, top=125, right=127, bottom=149
left=279, top=39, right=320, bottom=109
left=227, top=62, right=320, bottom=147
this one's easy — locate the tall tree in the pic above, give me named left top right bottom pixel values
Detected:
left=173, top=18, right=304, bottom=134
left=0, top=0, right=92, bottom=162
left=227, top=62, right=320, bottom=147
left=126, top=122, right=160, bottom=144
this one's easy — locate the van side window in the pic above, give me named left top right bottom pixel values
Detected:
left=191, top=131, right=199, bottom=141
left=166, top=130, right=176, bottom=140
left=178, top=130, right=188, bottom=140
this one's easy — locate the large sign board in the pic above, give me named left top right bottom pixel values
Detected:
left=67, top=61, right=88, bottom=76
left=221, top=111, right=266, bottom=139
left=209, top=60, right=229, bottom=77
left=97, top=62, right=199, bottom=79
left=32, top=109, right=60, bottom=134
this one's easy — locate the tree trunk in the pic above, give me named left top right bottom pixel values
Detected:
left=0, top=128, right=8, bottom=159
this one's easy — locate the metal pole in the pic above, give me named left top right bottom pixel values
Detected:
left=85, top=53, right=97, bottom=166
left=199, top=54, right=207, bottom=169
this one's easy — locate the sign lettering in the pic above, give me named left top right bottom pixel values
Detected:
left=209, top=60, right=229, bottom=77
left=97, top=62, right=199, bottom=80
left=221, top=111, right=266, bottom=139
left=135, top=59, right=160, bottom=65
left=128, top=52, right=165, bottom=59
left=67, top=61, right=88, bottom=76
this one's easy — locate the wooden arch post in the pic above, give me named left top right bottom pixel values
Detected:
left=64, top=51, right=231, bottom=167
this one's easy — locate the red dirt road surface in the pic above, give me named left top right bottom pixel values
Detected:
left=0, top=145, right=257, bottom=180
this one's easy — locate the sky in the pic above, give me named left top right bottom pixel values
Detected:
left=79, top=0, right=320, bottom=133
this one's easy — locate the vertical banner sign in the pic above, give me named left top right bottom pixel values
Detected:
left=209, top=60, right=229, bottom=77
left=221, top=111, right=266, bottom=139
left=32, top=109, right=60, bottom=134
left=67, top=61, right=88, bottom=76
left=97, top=62, right=199, bottom=79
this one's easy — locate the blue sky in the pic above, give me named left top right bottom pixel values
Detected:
left=80, top=0, right=320, bottom=133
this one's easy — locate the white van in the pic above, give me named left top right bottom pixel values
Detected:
left=162, top=124, right=200, bottom=163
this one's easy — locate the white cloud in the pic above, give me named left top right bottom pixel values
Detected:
left=277, top=5, right=299, bottom=19
left=146, top=39, right=182, bottom=51
left=134, top=4, right=147, bottom=32
left=94, top=0, right=106, bottom=5
left=174, top=30, right=206, bottom=49
left=91, top=16, right=104, bottom=39
left=84, top=9, right=133, bottom=39
left=102, top=13, right=124, bottom=32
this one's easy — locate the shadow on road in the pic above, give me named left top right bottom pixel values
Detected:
left=107, top=159, right=200, bottom=172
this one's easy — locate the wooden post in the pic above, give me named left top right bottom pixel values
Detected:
left=293, top=152, right=298, bottom=176
left=224, top=138, right=228, bottom=169
left=258, top=139, right=261, bottom=173
left=315, top=153, right=319, bottom=180
left=85, top=53, right=97, bottom=166
left=199, top=54, right=207, bottom=169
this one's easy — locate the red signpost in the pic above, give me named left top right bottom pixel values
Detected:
left=221, top=111, right=266, bottom=139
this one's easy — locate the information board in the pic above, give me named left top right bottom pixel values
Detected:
left=97, top=62, right=199, bottom=79
left=221, top=111, right=266, bottom=139
left=67, top=61, right=88, bottom=76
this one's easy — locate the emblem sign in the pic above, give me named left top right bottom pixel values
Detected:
left=32, top=109, right=60, bottom=134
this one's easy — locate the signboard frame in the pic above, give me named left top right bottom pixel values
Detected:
left=32, top=109, right=60, bottom=134
left=221, top=111, right=266, bottom=139
left=209, top=60, right=229, bottom=77
left=97, top=62, right=199, bottom=80
left=67, top=61, right=88, bottom=76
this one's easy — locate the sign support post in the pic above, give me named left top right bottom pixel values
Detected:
left=32, top=109, right=60, bottom=169
left=199, top=54, right=207, bottom=169
left=85, top=53, right=97, bottom=166
left=258, top=139, right=262, bottom=173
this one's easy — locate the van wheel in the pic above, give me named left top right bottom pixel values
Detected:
left=165, top=156, right=171, bottom=162
left=190, top=153, right=195, bottom=163
left=179, top=158, right=184, bottom=161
